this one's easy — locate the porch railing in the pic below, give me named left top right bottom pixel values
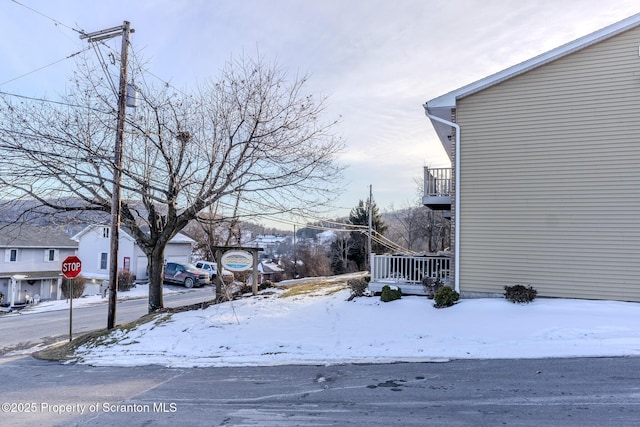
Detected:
left=370, top=253, right=450, bottom=285
left=424, top=167, right=452, bottom=197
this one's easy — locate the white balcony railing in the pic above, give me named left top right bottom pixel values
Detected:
left=424, top=166, right=452, bottom=197
left=370, top=253, right=450, bottom=285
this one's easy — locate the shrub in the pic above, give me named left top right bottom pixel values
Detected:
left=234, top=270, right=252, bottom=284
left=0, top=292, right=3, bottom=304
left=347, top=278, right=368, bottom=298
left=422, top=277, right=443, bottom=299
left=118, top=270, right=136, bottom=292
left=61, top=275, right=87, bottom=299
left=380, top=285, right=402, bottom=302
left=504, top=284, right=537, bottom=303
left=434, top=286, right=459, bottom=308
left=259, top=280, right=274, bottom=290
left=237, top=282, right=252, bottom=295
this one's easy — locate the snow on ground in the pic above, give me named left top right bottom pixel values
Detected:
left=69, top=279, right=640, bottom=368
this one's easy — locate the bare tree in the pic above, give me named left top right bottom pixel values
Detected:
left=385, top=203, right=451, bottom=253
left=0, top=54, right=343, bottom=312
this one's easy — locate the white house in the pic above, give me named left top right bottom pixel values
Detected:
left=72, top=224, right=196, bottom=291
left=0, top=224, right=78, bottom=306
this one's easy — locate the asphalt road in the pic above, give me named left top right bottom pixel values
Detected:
left=1, top=356, right=639, bottom=426
left=0, top=285, right=216, bottom=355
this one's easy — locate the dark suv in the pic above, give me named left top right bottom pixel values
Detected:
left=163, top=262, right=210, bottom=288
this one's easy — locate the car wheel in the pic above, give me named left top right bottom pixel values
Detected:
left=184, top=277, right=194, bottom=288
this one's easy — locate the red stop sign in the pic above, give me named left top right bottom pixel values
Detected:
left=62, top=255, right=82, bottom=279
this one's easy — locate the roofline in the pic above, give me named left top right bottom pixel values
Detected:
left=426, top=12, right=640, bottom=110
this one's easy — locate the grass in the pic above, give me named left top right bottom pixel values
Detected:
left=278, top=281, right=347, bottom=298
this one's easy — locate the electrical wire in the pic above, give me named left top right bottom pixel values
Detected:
left=0, top=48, right=90, bottom=87
left=11, top=0, right=86, bottom=36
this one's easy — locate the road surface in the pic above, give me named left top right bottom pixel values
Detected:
left=1, top=356, right=639, bottom=426
left=0, top=285, right=215, bottom=355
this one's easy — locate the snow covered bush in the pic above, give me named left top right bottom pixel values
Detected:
left=504, top=284, right=537, bottom=303
left=380, top=285, right=402, bottom=302
left=434, top=286, right=459, bottom=308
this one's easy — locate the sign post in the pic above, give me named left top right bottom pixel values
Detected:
left=62, top=256, right=82, bottom=342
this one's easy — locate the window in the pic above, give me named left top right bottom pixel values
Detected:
left=102, top=227, right=110, bottom=238
left=45, top=249, right=58, bottom=262
left=100, top=252, right=108, bottom=270
left=7, top=249, right=17, bottom=262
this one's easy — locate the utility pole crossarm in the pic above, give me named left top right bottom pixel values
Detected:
left=79, top=23, right=135, bottom=43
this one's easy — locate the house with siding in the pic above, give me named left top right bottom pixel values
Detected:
left=73, top=224, right=196, bottom=288
left=0, top=225, right=77, bottom=306
left=421, top=13, right=640, bottom=302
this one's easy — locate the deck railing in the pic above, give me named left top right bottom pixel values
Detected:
left=424, top=167, right=452, bottom=197
left=370, top=253, right=451, bottom=285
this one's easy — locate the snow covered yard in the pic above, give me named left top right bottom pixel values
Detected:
left=68, top=279, right=640, bottom=368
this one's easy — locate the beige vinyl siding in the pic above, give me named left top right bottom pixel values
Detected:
left=456, top=26, right=640, bottom=301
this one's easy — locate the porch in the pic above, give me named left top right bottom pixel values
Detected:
left=368, top=253, right=451, bottom=296
left=423, top=166, right=452, bottom=211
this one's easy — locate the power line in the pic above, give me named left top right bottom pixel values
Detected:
left=11, top=0, right=86, bottom=36
left=0, top=47, right=90, bottom=87
left=0, top=89, right=111, bottom=113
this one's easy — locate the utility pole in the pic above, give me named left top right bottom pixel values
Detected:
left=368, top=184, right=373, bottom=271
left=293, top=224, right=297, bottom=278
left=81, top=21, right=134, bottom=330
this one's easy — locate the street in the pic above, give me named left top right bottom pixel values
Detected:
left=0, top=286, right=215, bottom=355
left=1, top=356, right=639, bottom=426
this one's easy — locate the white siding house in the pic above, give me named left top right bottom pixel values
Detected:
left=73, top=225, right=195, bottom=290
left=0, top=225, right=78, bottom=307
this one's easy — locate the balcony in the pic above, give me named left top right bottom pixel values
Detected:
left=423, top=166, right=451, bottom=211
left=368, top=253, right=451, bottom=296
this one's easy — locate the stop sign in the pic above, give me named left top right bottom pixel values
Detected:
left=62, top=255, right=82, bottom=279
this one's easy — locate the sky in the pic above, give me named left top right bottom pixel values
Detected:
left=9, top=275, right=640, bottom=366
left=2, top=0, right=640, bottom=226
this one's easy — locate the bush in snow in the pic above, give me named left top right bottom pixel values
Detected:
left=61, top=275, right=87, bottom=299
left=422, top=276, right=443, bottom=299
left=380, top=285, right=402, bottom=302
left=259, top=280, right=274, bottom=290
left=117, top=270, right=136, bottom=292
left=433, top=286, right=459, bottom=308
left=347, top=278, right=369, bottom=299
left=504, top=284, right=537, bottom=303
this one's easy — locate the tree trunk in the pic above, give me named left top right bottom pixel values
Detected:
left=147, top=246, right=165, bottom=312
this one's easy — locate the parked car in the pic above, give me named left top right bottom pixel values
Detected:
left=163, top=262, right=210, bottom=288
left=194, top=260, right=235, bottom=282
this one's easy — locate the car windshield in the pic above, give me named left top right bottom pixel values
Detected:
left=183, top=263, right=199, bottom=270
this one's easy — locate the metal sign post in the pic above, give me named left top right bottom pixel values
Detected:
left=62, top=256, right=82, bottom=342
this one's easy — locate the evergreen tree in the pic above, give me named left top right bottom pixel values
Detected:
left=347, top=198, right=388, bottom=270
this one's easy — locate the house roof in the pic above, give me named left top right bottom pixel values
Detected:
left=259, top=261, right=284, bottom=274
left=424, top=13, right=640, bottom=154
left=71, top=224, right=195, bottom=245
left=0, top=224, right=77, bottom=248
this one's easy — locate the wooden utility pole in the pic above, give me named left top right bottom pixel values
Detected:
left=368, top=184, right=373, bottom=271
left=81, top=21, right=134, bottom=330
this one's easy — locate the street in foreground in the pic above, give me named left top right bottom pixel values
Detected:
left=1, top=355, right=639, bottom=426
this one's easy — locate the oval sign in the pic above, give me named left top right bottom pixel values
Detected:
left=221, top=250, right=253, bottom=272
